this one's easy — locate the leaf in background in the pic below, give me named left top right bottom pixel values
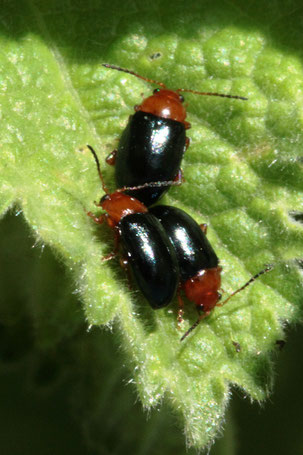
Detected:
left=0, top=0, right=302, bottom=450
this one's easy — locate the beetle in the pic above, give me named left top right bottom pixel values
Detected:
left=86, top=145, right=179, bottom=309
left=102, top=63, right=247, bottom=206
left=86, top=146, right=272, bottom=340
left=150, top=205, right=273, bottom=340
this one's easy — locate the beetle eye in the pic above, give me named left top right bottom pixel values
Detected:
left=153, top=88, right=160, bottom=94
left=179, top=94, right=185, bottom=103
left=100, top=194, right=110, bottom=203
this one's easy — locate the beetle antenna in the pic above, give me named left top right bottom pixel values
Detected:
left=102, top=64, right=166, bottom=88
left=87, top=145, right=110, bottom=194
left=177, top=87, right=248, bottom=101
left=218, top=264, right=274, bottom=307
left=180, top=312, right=208, bottom=342
left=102, top=64, right=247, bottom=100
left=180, top=264, right=273, bottom=342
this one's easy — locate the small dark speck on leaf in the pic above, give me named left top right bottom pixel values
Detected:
left=150, top=52, right=162, bottom=60
left=232, top=341, right=241, bottom=352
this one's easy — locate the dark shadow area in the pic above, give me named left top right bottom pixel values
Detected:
left=231, top=323, right=303, bottom=455
left=0, top=211, right=93, bottom=455
left=0, top=0, right=303, bottom=66
left=0, top=212, right=194, bottom=455
left=289, top=211, right=303, bottom=224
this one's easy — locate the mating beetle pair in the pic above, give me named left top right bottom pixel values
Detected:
left=88, top=64, right=271, bottom=340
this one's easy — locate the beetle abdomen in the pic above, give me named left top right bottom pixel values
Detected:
left=116, top=111, right=186, bottom=206
left=150, top=205, right=219, bottom=281
left=119, top=212, right=179, bottom=308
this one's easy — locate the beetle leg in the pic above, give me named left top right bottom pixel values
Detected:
left=101, top=226, right=121, bottom=263
left=185, top=136, right=190, bottom=149
left=101, top=252, right=117, bottom=262
left=119, top=257, right=133, bottom=290
left=200, top=223, right=207, bottom=234
left=105, top=150, right=117, bottom=166
left=174, top=168, right=184, bottom=185
left=87, top=211, right=106, bottom=225
left=177, top=290, right=185, bottom=328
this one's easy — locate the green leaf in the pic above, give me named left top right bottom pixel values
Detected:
left=1, top=0, right=303, bottom=450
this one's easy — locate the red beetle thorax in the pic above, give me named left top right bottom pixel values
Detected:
left=184, top=267, right=222, bottom=313
left=137, top=89, right=187, bottom=124
left=101, top=193, right=148, bottom=226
